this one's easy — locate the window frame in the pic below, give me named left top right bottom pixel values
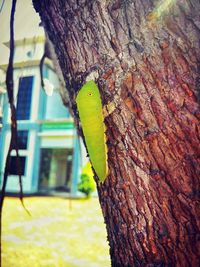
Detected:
left=16, top=76, right=34, bottom=121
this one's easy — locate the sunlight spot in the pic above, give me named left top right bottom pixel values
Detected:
left=147, top=0, right=176, bottom=22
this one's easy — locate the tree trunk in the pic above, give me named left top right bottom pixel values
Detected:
left=33, top=1, right=200, bottom=266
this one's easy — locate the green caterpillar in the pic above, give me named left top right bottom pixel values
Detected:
left=76, top=80, right=108, bottom=183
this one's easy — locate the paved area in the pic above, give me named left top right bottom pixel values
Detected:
left=2, top=197, right=110, bottom=267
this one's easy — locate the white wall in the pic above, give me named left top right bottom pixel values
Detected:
left=0, top=0, right=43, bottom=65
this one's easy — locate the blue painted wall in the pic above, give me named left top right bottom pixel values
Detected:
left=0, top=64, right=80, bottom=195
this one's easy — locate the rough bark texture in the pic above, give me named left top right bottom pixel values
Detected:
left=33, top=1, right=200, bottom=266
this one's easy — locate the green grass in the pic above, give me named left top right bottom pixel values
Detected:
left=2, top=197, right=110, bottom=267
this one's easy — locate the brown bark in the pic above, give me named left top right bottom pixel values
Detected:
left=33, top=0, right=200, bottom=266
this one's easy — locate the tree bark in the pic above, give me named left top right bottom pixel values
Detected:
left=33, top=1, right=200, bottom=266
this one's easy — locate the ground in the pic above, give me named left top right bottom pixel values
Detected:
left=2, top=197, right=110, bottom=267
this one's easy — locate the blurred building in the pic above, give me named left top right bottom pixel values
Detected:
left=0, top=36, right=81, bottom=196
left=0, top=83, right=6, bottom=129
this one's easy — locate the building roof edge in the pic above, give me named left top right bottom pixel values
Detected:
left=3, top=35, right=45, bottom=48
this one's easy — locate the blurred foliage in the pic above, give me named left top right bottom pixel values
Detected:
left=78, top=161, right=96, bottom=197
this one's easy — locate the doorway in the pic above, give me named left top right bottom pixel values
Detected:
left=38, top=148, right=73, bottom=192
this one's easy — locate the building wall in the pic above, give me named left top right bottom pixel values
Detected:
left=0, top=46, right=81, bottom=194
left=0, top=67, right=40, bottom=192
left=13, top=38, right=44, bottom=64
left=45, top=67, right=70, bottom=119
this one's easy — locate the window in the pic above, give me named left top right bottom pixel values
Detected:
left=17, top=130, right=28, bottom=149
left=8, top=131, right=28, bottom=176
left=16, top=76, right=33, bottom=120
left=9, top=156, right=26, bottom=175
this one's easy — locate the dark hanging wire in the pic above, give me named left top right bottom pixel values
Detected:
left=0, top=0, right=30, bottom=265
left=0, top=1, right=17, bottom=263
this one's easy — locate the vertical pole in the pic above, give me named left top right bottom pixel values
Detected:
left=71, top=131, right=80, bottom=197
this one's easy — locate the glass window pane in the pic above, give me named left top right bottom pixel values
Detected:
left=9, top=156, right=26, bottom=175
left=16, top=130, right=28, bottom=150
left=16, top=76, right=33, bottom=120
